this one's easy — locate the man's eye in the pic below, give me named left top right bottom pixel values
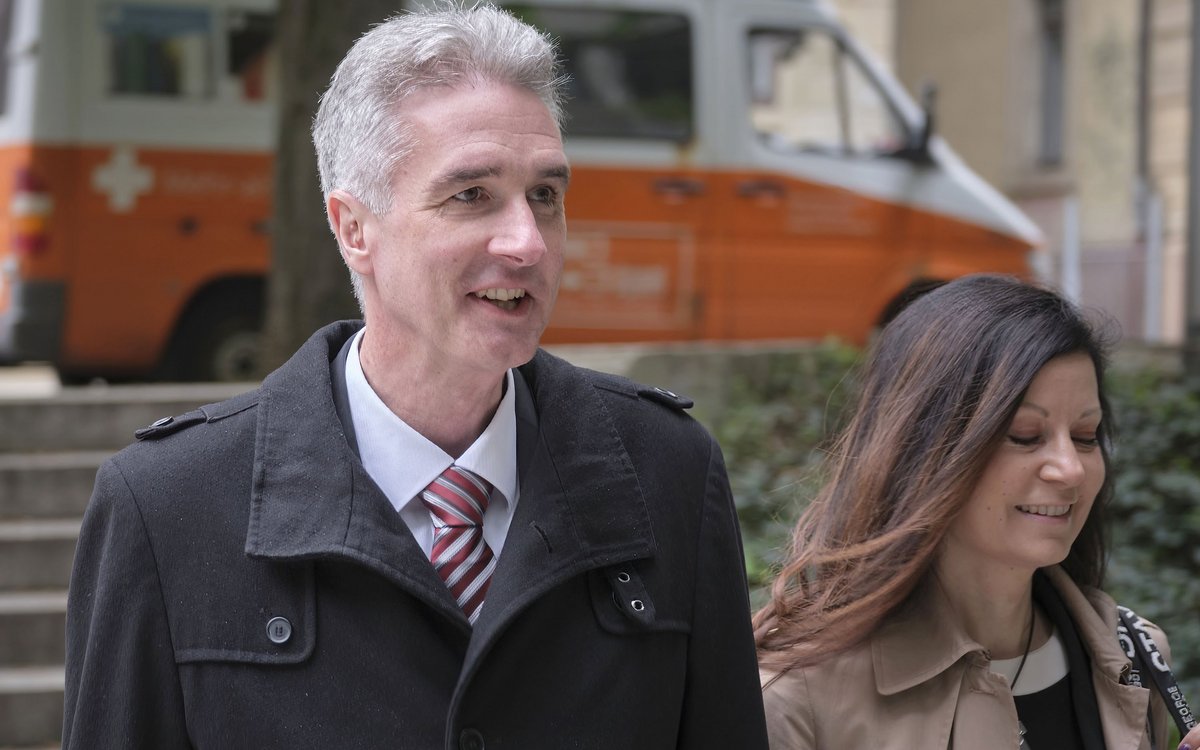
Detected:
left=452, top=187, right=485, bottom=204
left=530, top=186, right=561, bottom=205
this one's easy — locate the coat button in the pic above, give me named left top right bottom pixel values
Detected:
left=266, top=616, right=292, bottom=644
left=459, top=728, right=485, bottom=750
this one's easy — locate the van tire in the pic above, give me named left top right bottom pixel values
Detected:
left=162, top=280, right=264, bottom=382
left=195, top=314, right=263, bottom=382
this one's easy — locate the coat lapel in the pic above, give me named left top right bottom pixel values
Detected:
left=464, top=350, right=655, bottom=664
left=243, top=321, right=466, bottom=628
left=243, top=330, right=658, bottom=644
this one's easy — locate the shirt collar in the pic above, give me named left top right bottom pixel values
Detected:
left=344, top=328, right=519, bottom=514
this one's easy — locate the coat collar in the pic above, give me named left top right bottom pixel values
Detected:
left=473, top=348, right=657, bottom=610
left=871, top=566, right=1151, bottom=748
left=871, top=576, right=983, bottom=696
left=244, top=322, right=654, bottom=628
left=871, top=566, right=1133, bottom=696
left=1038, top=566, right=1131, bottom=685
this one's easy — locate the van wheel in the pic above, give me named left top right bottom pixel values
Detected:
left=162, top=281, right=264, bottom=382
left=199, top=317, right=263, bottom=382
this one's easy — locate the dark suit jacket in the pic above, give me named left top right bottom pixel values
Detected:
left=63, top=321, right=768, bottom=749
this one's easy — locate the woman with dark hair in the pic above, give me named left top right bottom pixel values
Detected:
left=756, top=274, right=1197, bottom=749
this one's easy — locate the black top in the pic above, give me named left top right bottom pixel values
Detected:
left=1029, top=571, right=1108, bottom=750
left=1016, top=674, right=1085, bottom=750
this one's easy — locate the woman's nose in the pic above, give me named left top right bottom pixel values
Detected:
left=1040, top=437, right=1086, bottom=487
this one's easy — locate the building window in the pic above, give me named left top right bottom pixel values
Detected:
left=1038, top=0, right=1066, bottom=165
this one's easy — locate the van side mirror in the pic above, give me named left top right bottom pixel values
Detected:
left=898, top=80, right=937, bottom=164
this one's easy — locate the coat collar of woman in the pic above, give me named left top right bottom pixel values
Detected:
left=870, top=565, right=1137, bottom=697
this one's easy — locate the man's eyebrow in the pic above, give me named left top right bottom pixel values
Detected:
left=428, top=166, right=502, bottom=196
left=542, top=164, right=571, bottom=184
left=426, top=163, right=571, bottom=196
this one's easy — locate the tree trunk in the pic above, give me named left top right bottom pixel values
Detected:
left=262, top=0, right=397, bottom=373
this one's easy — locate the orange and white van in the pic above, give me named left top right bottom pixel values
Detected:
left=0, top=0, right=1038, bottom=381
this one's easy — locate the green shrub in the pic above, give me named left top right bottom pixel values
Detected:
left=711, top=342, right=861, bottom=600
left=716, top=347, right=1200, bottom=700
left=1105, top=367, right=1200, bottom=701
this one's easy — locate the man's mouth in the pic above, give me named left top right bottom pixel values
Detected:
left=1016, top=504, right=1070, bottom=518
left=473, top=288, right=527, bottom=311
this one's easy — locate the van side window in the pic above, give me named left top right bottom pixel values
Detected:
left=101, top=4, right=275, bottom=104
left=225, top=10, right=276, bottom=103
left=749, top=28, right=905, bottom=157
left=503, top=5, right=692, bottom=141
left=103, top=4, right=215, bottom=98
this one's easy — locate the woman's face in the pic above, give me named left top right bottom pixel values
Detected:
left=941, top=352, right=1106, bottom=576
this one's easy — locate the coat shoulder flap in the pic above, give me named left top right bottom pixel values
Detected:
left=584, top=369, right=694, bottom=411
left=134, top=389, right=261, bottom=441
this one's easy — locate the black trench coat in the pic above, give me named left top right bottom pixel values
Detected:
left=63, top=321, right=768, bottom=749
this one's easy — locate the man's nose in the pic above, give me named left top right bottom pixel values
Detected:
left=488, top=200, right=548, bottom=266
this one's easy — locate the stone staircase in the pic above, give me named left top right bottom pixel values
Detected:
left=0, top=382, right=247, bottom=748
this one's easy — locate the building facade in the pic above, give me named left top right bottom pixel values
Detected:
left=843, top=0, right=1191, bottom=343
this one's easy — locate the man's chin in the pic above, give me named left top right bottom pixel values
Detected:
left=476, top=334, right=543, bottom=373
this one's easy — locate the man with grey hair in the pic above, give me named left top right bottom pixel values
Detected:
left=63, top=3, right=768, bottom=748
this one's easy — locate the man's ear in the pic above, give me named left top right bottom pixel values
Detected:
left=327, top=189, right=373, bottom=275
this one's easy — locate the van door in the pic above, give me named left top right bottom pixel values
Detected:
left=67, top=0, right=274, bottom=375
left=711, top=3, right=916, bottom=343
left=503, top=2, right=715, bottom=344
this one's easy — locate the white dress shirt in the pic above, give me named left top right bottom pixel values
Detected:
left=344, top=329, right=520, bottom=559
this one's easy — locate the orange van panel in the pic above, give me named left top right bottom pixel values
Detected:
left=2, top=146, right=1029, bottom=373
left=543, top=164, right=1029, bottom=346
left=0, top=143, right=270, bottom=371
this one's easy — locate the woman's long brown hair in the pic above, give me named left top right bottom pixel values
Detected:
left=754, top=274, right=1115, bottom=673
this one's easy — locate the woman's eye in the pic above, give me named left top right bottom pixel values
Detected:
left=1073, top=435, right=1100, bottom=448
left=1008, top=434, right=1041, bottom=447
left=452, top=187, right=485, bottom=204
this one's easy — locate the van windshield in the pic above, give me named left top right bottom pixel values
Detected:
left=503, top=4, right=693, bottom=142
left=749, top=27, right=907, bottom=158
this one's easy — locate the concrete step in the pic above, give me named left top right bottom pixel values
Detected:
left=0, top=452, right=108, bottom=521
left=0, top=521, right=79, bottom=591
left=0, top=666, right=63, bottom=748
left=0, top=592, right=66, bottom=668
left=0, top=382, right=249, bottom=453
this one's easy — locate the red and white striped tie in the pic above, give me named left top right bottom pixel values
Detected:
left=420, top=465, right=495, bottom=624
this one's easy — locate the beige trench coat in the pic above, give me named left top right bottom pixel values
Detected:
left=762, top=566, right=1173, bottom=749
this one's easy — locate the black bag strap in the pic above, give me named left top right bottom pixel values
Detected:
left=1117, top=605, right=1197, bottom=737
